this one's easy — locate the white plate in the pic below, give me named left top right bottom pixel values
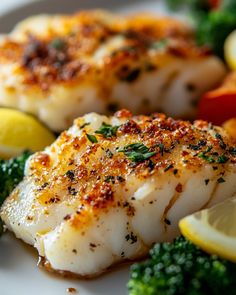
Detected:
left=0, top=1, right=173, bottom=294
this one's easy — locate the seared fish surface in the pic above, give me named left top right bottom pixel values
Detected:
left=0, top=10, right=226, bottom=131
left=1, top=110, right=236, bottom=277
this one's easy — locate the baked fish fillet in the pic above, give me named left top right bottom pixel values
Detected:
left=0, top=10, right=226, bottom=131
left=1, top=110, right=236, bottom=277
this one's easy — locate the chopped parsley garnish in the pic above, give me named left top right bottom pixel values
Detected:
left=86, top=134, right=98, bottom=143
left=105, top=149, right=113, bottom=158
left=158, top=143, right=165, bottom=156
left=198, top=152, right=215, bottom=163
left=95, top=122, right=119, bottom=138
left=118, top=143, right=156, bottom=163
left=217, top=155, right=229, bottom=164
left=229, top=147, right=236, bottom=156
left=125, top=232, right=138, bottom=244
left=104, top=175, right=115, bottom=184
left=215, top=133, right=226, bottom=149
left=117, top=176, right=125, bottom=182
left=150, top=39, right=168, bottom=50
left=80, top=122, right=90, bottom=129
left=164, top=163, right=174, bottom=172
left=188, top=140, right=207, bottom=151
left=148, top=160, right=155, bottom=171
left=217, top=177, right=226, bottom=184
left=49, top=38, right=66, bottom=51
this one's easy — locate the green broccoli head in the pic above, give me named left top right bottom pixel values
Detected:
left=166, top=0, right=210, bottom=11
left=128, top=236, right=236, bottom=295
left=0, top=151, right=31, bottom=206
left=196, top=10, right=236, bottom=58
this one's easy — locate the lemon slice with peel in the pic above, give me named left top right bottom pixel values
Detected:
left=179, top=197, right=236, bottom=262
left=224, top=30, right=236, bottom=70
left=0, top=108, right=55, bottom=159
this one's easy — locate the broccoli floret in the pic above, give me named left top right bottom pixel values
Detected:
left=128, top=236, right=236, bottom=295
left=166, top=0, right=236, bottom=59
left=196, top=9, right=236, bottom=58
left=0, top=151, right=31, bottom=206
left=0, top=151, right=31, bottom=236
left=166, top=0, right=210, bottom=11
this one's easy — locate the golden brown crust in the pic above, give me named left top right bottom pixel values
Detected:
left=0, top=11, right=211, bottom=91
left=27, top=110, right=236, bottom=225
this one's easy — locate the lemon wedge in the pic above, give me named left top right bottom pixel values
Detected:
left=179, top=197, right=236, bottom=262
left=0, top=108, right=55, bottom=159
left=224, top=30, right=236, bottom=70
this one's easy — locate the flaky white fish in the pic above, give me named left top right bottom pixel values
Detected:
left=1, top=110, right=236, bottom=277
left=0, top=10, right=226, bottom=131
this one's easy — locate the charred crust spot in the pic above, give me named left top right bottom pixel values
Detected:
left=68, top=186, right=77, bottom=196
left=34, top=153, right=50, bottom=166
left=0, top=11, right=212, bottom=93
left=27, top=216, right=33, bottom=221
left=66, top=170, right=75, bottom=181
left=25, top=106, right=235, bottom=219
left=20, top=36, right=90, bottom=90
left=66, top=287, right=77, bottom=293
left=164, top=218, right=171, bottom=225
left=125, top=232, right=138, bottom=244
left=89, top=243, right=98, bottom=252
left=119, top=119, right=141, bottom=134
left=114, top=109, right=132, bottom=119
left=64, top=214, right=71, bottom=221
left=175, top=183, right=183, bottom=193
left=83, top=183, right=114, bottom=209
left=45, top=197, right=60, bottom=204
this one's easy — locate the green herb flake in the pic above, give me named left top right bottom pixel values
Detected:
left=198, top=153, right=215, bottom=163
left=158, top=143, right=165, bottom=156
left=86, top=134, right=98, bottom=143
left=118, top=143, right=156, bottom=163
left=229, top=147, right=236, bottom=156
left=104, top=175, right=115, bottom=184
left=164, top=163, right=174, bottom=172
left=117, top=176, right=125, bottom=182
left=49, top=38, right=66, bottom=51
left=105, top=149, right=113, bottom=158
left=150, top=39, right=168, bottom=50
left=95, top=122, right=119, bottom=138
left=80, top=122, right=90, bottom=129
left=217, top=177, right=226, bottom=184
left=217, top=155, right=229, bottom=164
left=215, top=133, right=226, bottom=149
